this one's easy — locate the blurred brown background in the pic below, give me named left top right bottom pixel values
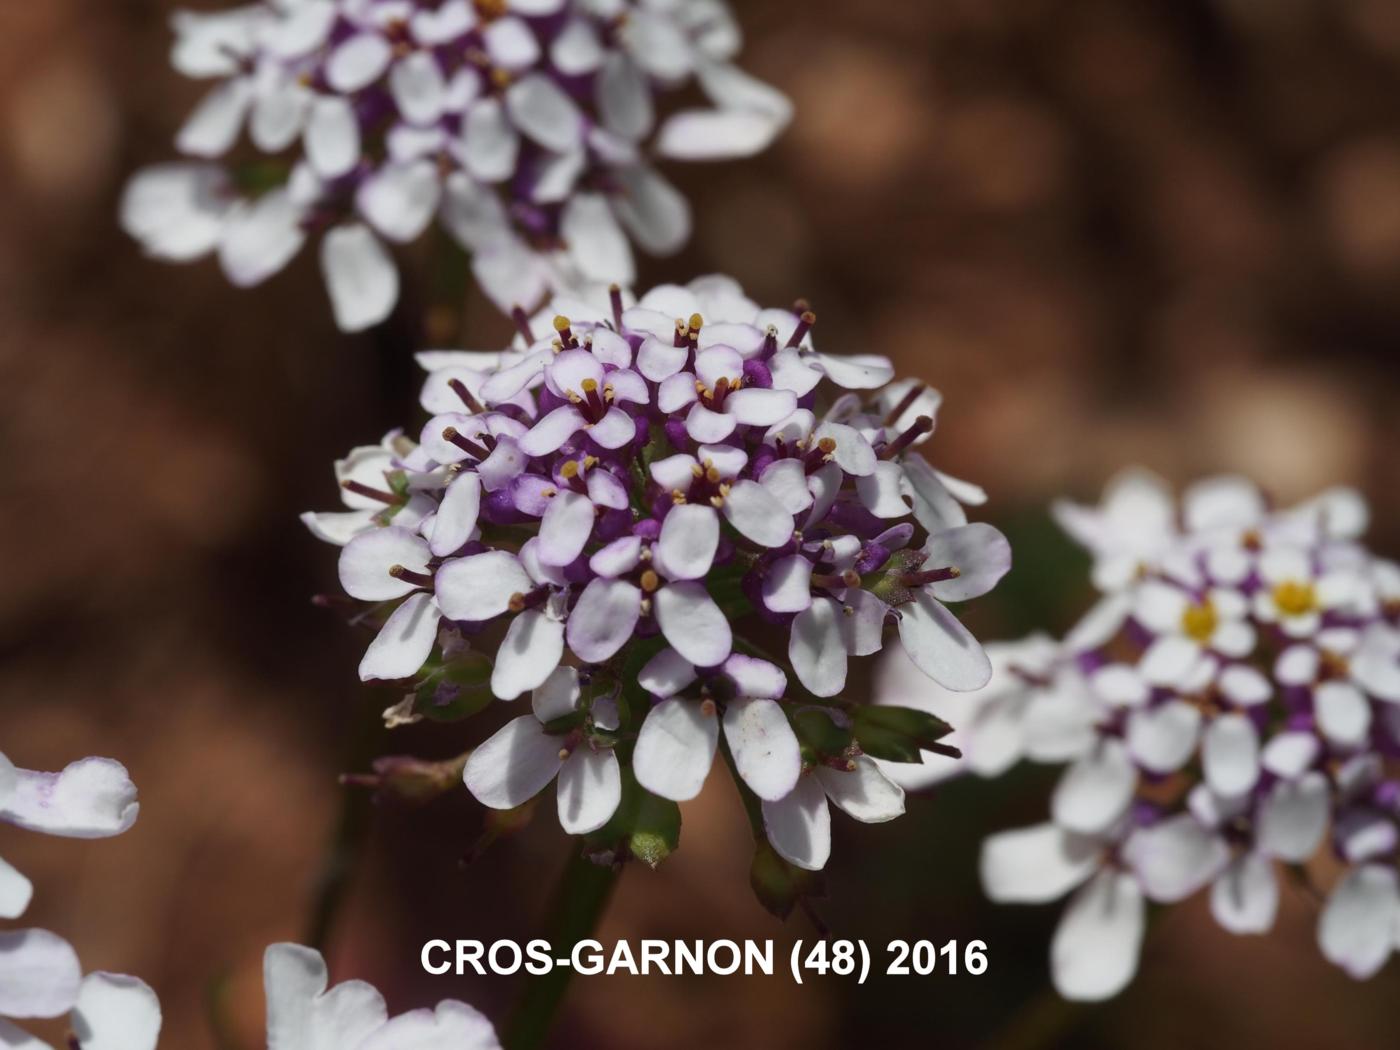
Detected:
left=3, top=0, right=1400, bottom=1047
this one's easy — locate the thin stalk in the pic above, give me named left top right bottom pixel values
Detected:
left=504, top=848, right=621, bottom=1050
left=304, top=692, right=382, bottom=951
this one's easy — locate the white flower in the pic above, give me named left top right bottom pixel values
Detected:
left=265, top=942, right=500, bottom=1049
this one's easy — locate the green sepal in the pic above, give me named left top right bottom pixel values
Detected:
left=852, top=705, right=954, bottom=762
left=750, top=840, right=826, bottom=921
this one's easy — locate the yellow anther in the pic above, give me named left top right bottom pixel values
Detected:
left=553, top=315, right=572, bottom=332
left=580, top=377, right=599, bottom=394
left=1273, top=580, right=1317, bottom=618
left=559, top=460, right=580, bottom=480
left=700, top=699, right=717, bottom=717
left=1180, top=600, right=1218, bottom=643
left=688, top=313, right=703, bottom=332
left=640, top=569, right=660, bottom=593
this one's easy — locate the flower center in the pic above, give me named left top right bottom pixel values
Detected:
left=1272, top=580, right=1317, bottom=617
left=696, top=374, right=742, bottom=411
left=1180, top=599, right=1218, bottom=642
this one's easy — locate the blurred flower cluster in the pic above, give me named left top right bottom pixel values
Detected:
left=892, top=472, right=1400, bottom=999
left=0, top=749, right=161, bottom=1048
left=120, top=0, right=790, bottom=330
left=303, top=273, right=1011, bottom=898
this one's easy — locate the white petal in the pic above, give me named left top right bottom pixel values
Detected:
left=817, top=758, right=904, bottom=823
left=538, top=489, right=595, bottom=567
left=1138, top=635, right=1202, bottom=688
left=0, top=928, right=81, bottom=1018
left=1202, top=714, right=1260, bottom=797
left=638, top=647, right=696, bottom=698
left=358, top=161, right=441, bottom=243
left=896, top=591, right=992, bottom=691
left=855, top=461, right=911, bottom=519
left=561, top=193, right=633, bottom=284
left=761, top=775, right=831, bottom=871
left=518, top=405, right=585, bottom=457
left=252, top=76, right=311, bottom=151
left=919, top=523, right=1012, bottom=602
left=1256, top=771, right=1329, bottom=862
left=355, top=999, right=501, bottom=1050
left=176, top=78, right=253, bottom=157
left=463, top=716, right=563, bottom=809
left=980, top=823, right=1098, bottom=903
left=1051, top=739, right=1136, bottom=835
left=70, top=972, right=162, bottom=1050
left=789, top=598, right=846, bottom=697
left=655, top=504, right=719, bottom=580
left=1218, top=664, right=1272, bottom=706
left=762, top=555, right=812, bottom=613
left=327, top=33, right=392, bottom=93
left=390, top=51, right=447, bottom=125
left=0, top=857, right=33, bottom=920
left=1315, top=681, right=1371, bottom=748
left=612, top=164, right=690, bottom=256
left=435, top=550, right=532, bottom=621
left=320, top=224, right=398, bottom=332
left=219, top=189, right=306, bottom=286
left=722, top=698, right=801, bottom=802
left=726, top=387, right=797, bottom=427
left=684, top=403, right=736, bottom=443
left=120, top=164, right=229, bottom=261
left=429, top=473, right=482, bottom=557
left=812, top=421, right=876, bottom=477
left=461, top=98, right=520, bottom=183
left=1123, top=815, right=1228, bottom=903
left=633, top=699, right=719, bottom=801
left=505, top=74, right=582, bottom=152
left=557, top=749, right=622, bottom=834
left=1318, top=864, right=1400, bottom=979
left=263, top=943, right=386, bottom=1050
left=1051, top=871, right=1145, bottom=1002
left=359, top=593, right=440, bottom=682
left=3, top=754, right=135, bottom=840
left=305, top=97, right=361, bottom=178
left=491, top=610, right=564, bottom=701
left=1210, top=853, right=1278, bottom=934
left=1260, top=730, right=1320, bottom=779
left=653, top=582, right=732, bottom=668
left=1183, top=476, right=1265, bottom=533
left=1125, top=701, right=1201, bottom=774
left=655, top=108, right=785, bottom=159
left=758, top=459, right=813, bottom=514
left=721, top=479, right=793, bottom=548
left=339, top=526, right=430, bottom=601
left=565, top=578, right=641, bottom=664
left=596, top=53, right=652, bottom=140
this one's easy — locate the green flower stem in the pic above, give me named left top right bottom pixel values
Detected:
left=305, top=691, right=383, bottom=951
left=504, top=849, right=622, bottom=1050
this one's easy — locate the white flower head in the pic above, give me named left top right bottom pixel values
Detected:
left=968, top=473, right=1400, bottom=997
left=307, top=276, right=1008, bottom=881
left=123, top=0, right=792, bottom=330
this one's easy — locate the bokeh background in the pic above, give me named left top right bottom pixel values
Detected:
left=4, top=0, right=1400, bottom=1046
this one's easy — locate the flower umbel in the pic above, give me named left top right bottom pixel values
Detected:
left=919, top=472, right=1400, bottom=998
left=307, top=274, right=1010, bottom=893
left=122, top=0, right=791, bottom=330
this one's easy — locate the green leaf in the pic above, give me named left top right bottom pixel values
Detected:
left=854, top=705, right=953, bottom=746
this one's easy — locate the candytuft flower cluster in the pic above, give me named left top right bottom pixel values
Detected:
left=304, top=275, right=1011, bottom=888
left=121, top=0, right=790, bottom=330
left=902, top=472, right=1400, bottom=999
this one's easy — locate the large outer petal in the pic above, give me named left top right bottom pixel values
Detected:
left=722, top=698, right=800, bottom=802
left=491, top=610, right=564, bottom=701
left=435, top=551, right=532, bottom=621
left=1050, top=871, right=1146, bottom=1002
left=653, top=582, right=732, bottom=668
left=896, top=592, right=992, bottom=691
left=0, top=928, right=82, bottom=1018
left=633, top=699, right=719, bottom=802
left=980, top=823, right=1098, bottom=903
left=359, top=593, right=441, bottom=682
left=556, top=749, right=622, bottom=835
left=1, top=758, right=138, bottom=839
left=70, top=972, right=163, bottom=1050
left=264, top=942, right=387, bottom=1050
left=760, top=776, right=831, bottom=871
left=462, top=716, right=564, bottom=809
